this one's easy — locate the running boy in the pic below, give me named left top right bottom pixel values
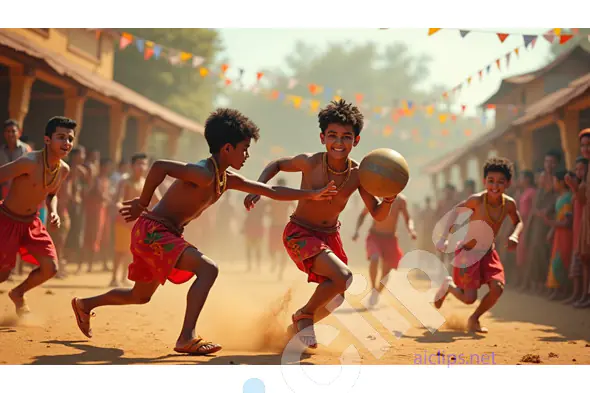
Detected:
left=353, top=193, right=416, bottom=306
left=71, top=108, right=337, bottom=355
left=0, top=116, right=75, bottom=316
left=243, top=99, right=395, bottom=348
left=434, top=157, right=523, bottom=333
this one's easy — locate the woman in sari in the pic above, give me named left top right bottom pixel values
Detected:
left=515, top=171, right=536, bottom=290
left=545, top=170, right=573, bottom=300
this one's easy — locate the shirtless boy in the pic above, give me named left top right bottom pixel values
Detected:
left=0, top=116, right=75, bottom=316
left=434, top=157, right=523, bottom=333
left=110, top=153, right=155, bottom=287
left=244, top=99, right=395, bottom=348
left=71, top=108, right=337, bottom=355
left=267, top=178, right=295, bottom=280
left=352, top=193, right=417, bottom=306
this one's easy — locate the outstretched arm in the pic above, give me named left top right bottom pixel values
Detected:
left=138, top=160, right=212, bottom=208
left=399, top=198, right=417, bottom=239
left=353, top=207, right=370, bottom=241
left=229, top=172, right=336, bottom=202
left=436, top=196, right=477, bottom=247
left=358, top=185, right=395, bottom=222
left=0, top=156, right=35, bottom=184
left=254, top=154, right=312, bottom=184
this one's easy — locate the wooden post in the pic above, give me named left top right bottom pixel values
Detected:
left=109, top=104, right=129, bottom=163
left=64, top=87, right=87, bottom=145
left=515, top=128, right=534, bottom=171
left=458, top=158, right=468, bottom=186
left=136, top=116, right=153, bottom=154
left=165, top=127, right=182, bottom=159
left=8, top=65, right=35, bottom=130
left=558, top=110, right=580, bottom=170
left=430, top=173, right=439, bottom=200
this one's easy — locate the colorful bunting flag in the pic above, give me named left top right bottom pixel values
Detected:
left=144, top=47, right=154, bottom=60
left=355, top=93, right=364, bottom=104
left=135, top=39, right=145, bottom=53
left=192, top=56, right=204, bottom=68
left=287, top=78, right=298, bottom=90
left=459, top=30, right=470, bottom=38
left=221, top=64, right=229, bottom=74
left=199, top=67, right=208, bottom=77
left=495, top=58, right=501, bottom=70
left=310, top=100, right=320, bottom=112
left=560, top=35, right=573, bottom=44
left=120, top=33, right=133, bottom=50
left=464, top=129, right=472, bottom=137
left=256, top=72, right=264, bottom=81
left=180, top=52, right=192, bottom=62
left=523, top=35, right=536, bottom=48
left=543, top=34, right=555, bottom=43
left=514, top=48, right=520, bottom=57
left=439, top=114, right=447, bottom=124
left=497, top=33, right=509, bottom=43
left=505, top=52, right=511, bottom=68
left=428, top=28, right=441, bottom=36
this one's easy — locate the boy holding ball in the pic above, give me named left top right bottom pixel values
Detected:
left=243, top=99, right=396, bottom=348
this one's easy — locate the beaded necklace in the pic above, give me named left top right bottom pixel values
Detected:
left=484, top=192, right=505, bottom=224
left=209, top=157, right=227, bottom=197
left=43, top=148, right=61, bottom=189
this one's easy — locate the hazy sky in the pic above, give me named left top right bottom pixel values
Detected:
left=218, top=28, right=554, bottom=113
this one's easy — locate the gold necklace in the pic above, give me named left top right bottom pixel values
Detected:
left=324, top=153, right=351, bottom=204
left=484, top=193, right=505, bottom=224
left=326, top=155, right=350, bottom=175
left=43, top=148, right=61, bottom=189
left=209, top=157, right=227, bottom=197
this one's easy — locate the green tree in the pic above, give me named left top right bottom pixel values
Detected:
left=113, top=28, right=222, bottom=123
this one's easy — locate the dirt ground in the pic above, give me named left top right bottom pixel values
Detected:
left=1, top=259, right=589, bottom=365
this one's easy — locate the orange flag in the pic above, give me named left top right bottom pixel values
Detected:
left=497, top=33, right=509, bottom=43
left=560, top=35, right=573, bottom=44
left=308, top=84, right=318, bottom=95
left=486, top=104, right=496, bottom=109
left=496, top=58, right=501, bottom=70
left=221, top=64, right=229, bottom=74
left=270, top=90, right=279, bottom=100
left=256, top=72, right=264, bottom=81
left=199, top=67, right=209, bottom=77
left=464, top=129, right=472, bottom=137
left=451, top=114, right=457, bottom=122
left=441, top=129, right=449, bottom=136
left=514, top=48, right=520, bottom=57
left=224, top=79, right=232, bottom=86
left=439, top=114, right=447, bottom=124
left=180, top=52, right=192, bottom=62
left=382, top=125, right=393, bottom=137
left=428, top=28, right=441, bottom=36
left=355, top=93, right=364, bottom=104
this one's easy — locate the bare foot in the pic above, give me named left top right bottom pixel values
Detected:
left=434, top=276, right=453, bottom=309
left=8, top=290, right=30, bottom=317
left=467, top=316, right=488, bottom=333
left=290, top=309, right=317, bottom=348
left=71, top=298, right=95, bottom=338
left=174, top=336, right=222, bottom=355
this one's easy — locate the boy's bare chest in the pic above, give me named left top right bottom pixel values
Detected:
left=304, top=165, right=358, bottom=200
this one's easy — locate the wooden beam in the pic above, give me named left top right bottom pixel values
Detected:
left=565, top=92, right=590, bottom=112
left=35, top=69, right=76, bottom=91
left=87, top=89, right=119, bottom=107
left=0, top=54, right=22, bottom=68
left=64, top=87, right=87, bottom=145
left=109, top=104, right=129, bottom=163
left=524, top=113, right=557, bottom=133
left=136, top=116, right=154, bottom=154
left=515, top=129, right=534, bottom=171
left=559, top=110, right=581, bottom=169
left=8, top=65, right=35, bottom=129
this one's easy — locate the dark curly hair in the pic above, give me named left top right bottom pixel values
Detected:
left=318, top=99, right=364, bottom=136
left=554, top=169, right=568, bottom=182
left=204, top=108, right=260, bottom=154
left=45, top=116, right=77, bottom=137
left=483, top=157, right=514, bottom=182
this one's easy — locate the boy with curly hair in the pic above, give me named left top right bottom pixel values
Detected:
left=71, top=108, right=337, bottom=355
left=434, top=157, right=523, bottom=333
left=244, top=99, right=396, bottom=348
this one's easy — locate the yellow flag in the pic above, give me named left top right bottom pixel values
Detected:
left=426, top=105, right=435, bottom=116
left=382, top=126, right=393, bottom=137
left=180, top=52, right=192, bottom=62
left=333, top=95, right=341, bottom=102
left=553, top=28, right=561, bottom=36
left=439, top=114, right=447, bottom=124
left=293, top=96, right=302, bottom=108
left=310, top=100, right=321, bottom=112
left=199, top=67, right=209, bottom=77
left=428, top=28, right=441, bottom=36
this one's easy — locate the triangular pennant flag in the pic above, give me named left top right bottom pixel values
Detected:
left=287, top=78, right=298, bottom=90
left=382, top=125, right=393, bottom=137
left=192, top=56, right=204, bottom=68
left=238, top=69, right=245, bottom=78
left=464, top=129, right=472, bottom=137
left=495, top=58, right=501, bottom=70
left=514, top=48, right=520, bottom=57
left=477, top=70, right=483, bottom=81
left=135, top=38, right=145, bottom=53
left=355, top=93, right=364, bottom=104
left=199, top=67, right=209, bottom=77
left=333, top=95, right=342, bottom=102
left=119, top=33, right=133, bottom=50
left=467, top=76, right=472, bottom=85
left=523, top=35, right=536, bottom=48
left=543, top=34, right=555, bottom=43
left=439, top=114, right=447, bottom=124
left=407, top=101, right=413, bottom=110
left=497, top=33, right=509, bottom=43
left=486, top=104, right=496, bottom=109
left=310, top=100, right=321, bottom=112
left=428, top=28, right=441, bottom=36
left=144, top=47, right=154, bottom=60
left=451, top=114, right=457, bottom=122
left=461, top=105, right=467, bottom=113
left=224, top=79, right=232, bottom=86
left=442, top=92, right=449, bottom=99
left=505, top=52, right=511, bottom=68
left=292, top=96, right=302, bottom=109
left=531, top=38, right=537, bottom=49
left=426, top=105, right=435, bottom=116
left=560, top=34, right=573, bottom=44
left=180, top=52, right=192, bottom=62
left=270, top=90, right=279, bottom=100
left=169, top=52, right=181, bottom=66
left=553, top=28, right=562, bottom=36
left=572, top=28, right=580, bottom=34
left=459, top=30, right=470, bottom=38
left=153, top=45, right=162, bottom=59
left=308, top=84, right=318, bottom=95
left=486, top=64, right=492, bottom=74
left=221, top=64, right=229, bottom=74
left=256, top=72, right=264, bottom=81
